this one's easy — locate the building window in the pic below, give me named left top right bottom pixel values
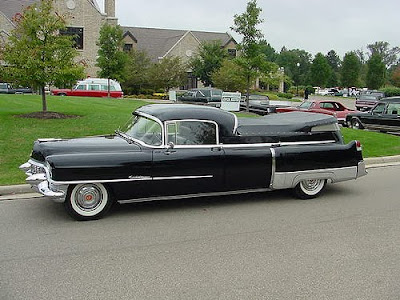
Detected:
left=60, top=27, right=84, bottom=49
left=123, top=43, right=133, bottom=52
left=227, top=49, right=237, bottom=57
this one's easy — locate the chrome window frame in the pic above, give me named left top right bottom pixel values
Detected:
left=124, top=112, right=165, bottom=149
left=164, top=119, right=220, bottom=147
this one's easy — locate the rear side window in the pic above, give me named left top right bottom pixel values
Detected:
left=166, top=120, right=218, bottom=145
left=101, top=85, right=116, bottom=91
left=89, top=84, right=100, bottom=91
left=387, top=103, right=400, bottom=115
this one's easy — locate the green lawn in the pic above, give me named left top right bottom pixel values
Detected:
left=1, top=94, right=400, bottom=185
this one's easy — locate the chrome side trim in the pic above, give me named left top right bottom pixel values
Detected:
left=153, top=175, right=213, bottom=181
left=48, top=174, right=213, bottom=185
left=221, top=140, right=336, bottom=149
left=118, top=188, right=271, bottom=204
left=270, top=148, right=276, bottom=189
left=271, top=166, right=358, bottom=190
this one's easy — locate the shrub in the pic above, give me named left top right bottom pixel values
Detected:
left=277, top=92, right=294, bottom=99
left=381, top=87, right=400, bottom=97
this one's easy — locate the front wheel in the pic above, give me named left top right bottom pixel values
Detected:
left=293, top=179, right=326, bottom=199
left=64, top=183, right=113, bottom=221
left=351, top=118, right=364, bottom=130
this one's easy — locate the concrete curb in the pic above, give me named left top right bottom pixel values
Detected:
left=1, top=156, right=400, bottom=199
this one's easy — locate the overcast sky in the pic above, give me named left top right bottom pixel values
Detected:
left=97, top=0, right=399, bottom=59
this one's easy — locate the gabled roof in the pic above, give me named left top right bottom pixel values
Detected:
left=0, top=0, right=36, bottom=21
left=0, top=0, right=102, bottom=22
left=121, top=26, right=236, bottom=61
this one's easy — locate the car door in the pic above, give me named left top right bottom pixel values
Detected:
left=359, top=102, right=386, bottom=130
left=223, top=145, right=273, bottom=191
left=374, top=103, right=400, bottom=132
left=152, top=120, right=224, bottom=196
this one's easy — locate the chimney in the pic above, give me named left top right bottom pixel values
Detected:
left=104, top=0, right=115, bottom=18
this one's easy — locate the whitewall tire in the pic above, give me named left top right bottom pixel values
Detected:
left=293, top=179, right=326, bottom=199
left=64, top=183, right=113, bottom=220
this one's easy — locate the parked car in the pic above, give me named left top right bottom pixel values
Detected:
left=346, top=97, right=400, bottom=132
left=355, top=90, right=385, bottom=111
left=51, top=78, right=123, bottom=98
left=276, top=100, right=356, bottom=125
left=20, top=104, right=367, bottom=220
left=177, top=88, right=222, bottom=106
left=240, top=94, right=291, bottom=115
left=0, top=82, right=33, bottom=94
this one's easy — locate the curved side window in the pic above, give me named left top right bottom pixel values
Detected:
left=167, top=120, right=218, bottom=145
left=123, top=116, right=163, bottom=146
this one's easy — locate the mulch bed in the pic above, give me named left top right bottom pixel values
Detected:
left=16, top=111, right=80, bottom=119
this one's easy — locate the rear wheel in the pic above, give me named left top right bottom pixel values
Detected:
left=59, top=93, right=67, bottom=96
left=64, top=183, right=113, bottom=221
left=293, top=179, right=326, bottom=199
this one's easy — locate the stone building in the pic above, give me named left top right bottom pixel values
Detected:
left=122, top=27, right=237, bottom=89
left=0, top=0, right=237, bottom=86
left=0, top=0, right=117, bottom=77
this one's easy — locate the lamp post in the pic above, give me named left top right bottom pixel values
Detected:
left=296, top=62, right=300, bottom=96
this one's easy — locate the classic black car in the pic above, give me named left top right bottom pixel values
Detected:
left=346, top=97, right=400, bottom=132
left=20, top=104, right=367, bottom=220
left=240, top=94, right=291, bottom=115
left=0, top=82, right=33, bottom=94
left=177, top=88, right=222, bottom=106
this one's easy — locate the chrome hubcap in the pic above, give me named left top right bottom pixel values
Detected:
left=301, top=179, right=322, bottom=192
left=75, top=185, right=102, bottom=211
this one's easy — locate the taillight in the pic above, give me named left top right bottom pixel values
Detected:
left=355, top=140, right=362, bottom=151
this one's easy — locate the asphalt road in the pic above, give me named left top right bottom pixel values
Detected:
left=1, top=165, right=400, bottom=300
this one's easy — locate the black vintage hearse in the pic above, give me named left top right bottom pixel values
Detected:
left=20, top=104, right=367, bottom=220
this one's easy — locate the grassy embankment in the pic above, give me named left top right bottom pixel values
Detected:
left=1, top=94, right=400, bottom=185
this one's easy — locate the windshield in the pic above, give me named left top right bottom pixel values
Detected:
left=299, top=101, right=313, bottom=109
left=359, top=94, right=379, bottom=101
left=119, top=115, right=162, bottom=146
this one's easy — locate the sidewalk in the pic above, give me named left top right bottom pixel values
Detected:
left=1, top=155, right=400, bottom=200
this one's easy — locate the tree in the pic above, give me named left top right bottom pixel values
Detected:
left=389, top=66, right=400, bottom=88
left=211, top=59, right=247, bottom=91
left=325, top=50, right=341, bottom=87
left=189, top=41, right=227, bottom=87
left=258, top=40, right=278, bottom=62
left=310, top=53, right=332, bottom=88
left=231, top=0, right=274, bottom=111
left=0, top=0, right=84, bottom=112
left=341, top=52, right=361, bottom=87
left=150, top=56, right=187, bottom=92
left=122, top=49, right=152, bottom=94
left=326, top=50, right=341, bottom=72
left=367, top=41, right=400, bottom=68
left=96, top=23, right=128, bottom=97
left=276, top=48, right=312, bottom=87
left=366, top=53, right=385, bottom=89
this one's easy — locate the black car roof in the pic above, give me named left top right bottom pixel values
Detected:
left=380, top=97, right=400, bottom=103
left=135, top=104, right=237, bottom=136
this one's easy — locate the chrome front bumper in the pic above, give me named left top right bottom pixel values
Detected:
left=19, top=160, right=67, bottom=202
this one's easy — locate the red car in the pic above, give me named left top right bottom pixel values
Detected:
left=51, top=78, right=123, bottom=98
left=276, top=100, right=356, bottom=125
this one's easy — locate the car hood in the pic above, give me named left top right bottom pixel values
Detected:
left=31, top=135, right=141, bottom=162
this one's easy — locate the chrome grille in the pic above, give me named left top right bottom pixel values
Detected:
left=31, top=164, right=45, bottom=175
